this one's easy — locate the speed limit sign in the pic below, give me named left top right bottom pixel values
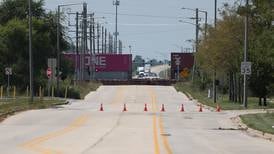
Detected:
left=241, top=62, right=252, bottom=75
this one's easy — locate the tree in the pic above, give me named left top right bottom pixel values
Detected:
left=196, top=0, right=274, bottom=105
left=0, top=0, right=69, bottom=92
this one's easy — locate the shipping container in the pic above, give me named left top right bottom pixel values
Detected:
left=63, top=53, right=132, bottom=80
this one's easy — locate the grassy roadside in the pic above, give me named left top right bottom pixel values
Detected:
left=240, top=113, right=274, bottom=134
left=174, top=82, right=274, bottom=110
left=76, top=81, right=101, bottom=99
left=0, top=98, right=67, bottom=121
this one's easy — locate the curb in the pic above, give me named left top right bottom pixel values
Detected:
left=231, top=116, right=274, bottom=142
left=180, top=91, right=216, bottom=112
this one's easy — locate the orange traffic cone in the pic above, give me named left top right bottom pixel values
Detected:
left=180, top=104, right=185, bottom=112
left=198, top=104, right=203, bottom=112
left=99, top=104, right=104, bottom=111
left=161, top=104, right=165, bottom=112
left=123, top=104, right=127, bottom=112
left=144, top=104, right=148, bottom=112
left=216, top=104, right=221, bottom=112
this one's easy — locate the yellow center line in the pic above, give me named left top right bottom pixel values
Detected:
left=159, top=117, right=173, bottom=154
left=149, top=87, right=173, bottom=154
left=153, top=115, right=160, bottom=154
left=20, top=114, right=90, bottom=154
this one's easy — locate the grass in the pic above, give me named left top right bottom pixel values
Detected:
left=174, top=82, right=274, bottom=110
left=76, top=81, right=101, bottom=99
left=0, top=98, right=67, bottom=121
left=240, top=113, right=274, bottom=134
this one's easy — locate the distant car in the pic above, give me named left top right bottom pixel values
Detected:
left=138, top=72, right=145, bottom=79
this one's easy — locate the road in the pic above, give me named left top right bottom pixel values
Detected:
left=150, top=64, right=170, bottom=79
left=0, top=85, right=274, bottom=154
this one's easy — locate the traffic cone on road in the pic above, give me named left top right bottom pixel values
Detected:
left=99, top=104, right=104, bottom=111
left=180, top=104, right=185, bottom=112
left=123, top=104, right=127, bottom=112
left=198, top=104, right=203, bottom=112
left=161, top=104, right=165, bottom=112
left=144, top=104, right=148, bottom=112
left=216, top=104, right=221, bottom=112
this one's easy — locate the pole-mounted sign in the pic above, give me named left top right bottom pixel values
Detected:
left=5, top=67, right=12, bottom=75
left=241, top=62, right=252, bottom=75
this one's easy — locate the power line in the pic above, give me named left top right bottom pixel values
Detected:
left=95, top=11, right=184, bottom=19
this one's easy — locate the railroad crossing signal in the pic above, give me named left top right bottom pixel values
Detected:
left=175, top=57, right=181, bottom=66
left=241, top=62, right=252, bottom=75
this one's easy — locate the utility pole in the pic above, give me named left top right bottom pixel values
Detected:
left=191, top=8, right=199, bottom=82
left=213, top=0, right=217, bottom=103
left=243, top=0, right=249, bottom=108
left=90, top=14, right=93, bottom=55
left=195, top=8, right=199, bottom=52
left=57, top=5, right=61, bottom=96
left=28, top=0, right=33, bottom=102
left=75, top=12, right=79, bottom=82
left=203, top=11, right=208, bottom=38
left=92, top=17, right=96, bottom=54
left=105, top=28, right=107, bottom=53
left=97, top=23, right=100, bottom=53
left=89, top=14, right=93, bottom=80
left=109, top=33, right=112, bottom=53
left=113, top=0, right=120, bottom=54
left=82, top=2, right=87, bottom=81
left=102, top=26, right=104, bottom=54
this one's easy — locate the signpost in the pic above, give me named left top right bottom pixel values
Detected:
left=5, top=67, right=12, bottom=97
left=47, top=58, right=56, bottom=97
left=175, top=56, right=181, bottom=81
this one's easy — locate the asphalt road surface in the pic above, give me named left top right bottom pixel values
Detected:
left=1, top=85, right=274, bottom=154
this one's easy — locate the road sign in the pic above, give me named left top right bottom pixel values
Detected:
left=5, top=67, right=12, bottom=75
left=180, top=68, right=189, bottom=78
left=47, top=58, right=57, bottom=80
left=241, top=62, right=252, bottom=75
left=47, top=67, right=52, bottom=78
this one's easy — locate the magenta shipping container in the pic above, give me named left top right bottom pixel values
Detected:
left=63, top=53, right=132, bottom=72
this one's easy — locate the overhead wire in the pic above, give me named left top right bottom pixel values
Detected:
left=95, top=11, right=187, bottom=19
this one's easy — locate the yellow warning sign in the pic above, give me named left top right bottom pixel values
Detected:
left=180, top=68, right=189, bottom=78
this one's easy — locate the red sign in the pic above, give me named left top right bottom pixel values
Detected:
left=63, top=53, right=132, bottom=72
left=47, top=67, right=52, bottom=78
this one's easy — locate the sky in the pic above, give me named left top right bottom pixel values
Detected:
left=44, top=0, right=234, bottom=60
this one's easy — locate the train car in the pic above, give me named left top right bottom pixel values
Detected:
left=63, top=53, right=132, bottom=80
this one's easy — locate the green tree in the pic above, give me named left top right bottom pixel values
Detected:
left=0, top=0, right=69, bottom=93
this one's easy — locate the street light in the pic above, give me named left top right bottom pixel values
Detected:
left=113, top=0, right=120, bottom=54
left=57, top=2, right=83, bottom=97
